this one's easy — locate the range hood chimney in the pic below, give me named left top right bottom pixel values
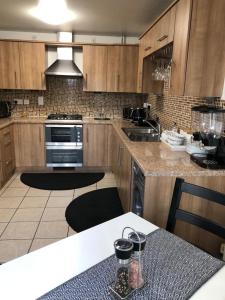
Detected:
left=45, top=32, right=82, bottom=77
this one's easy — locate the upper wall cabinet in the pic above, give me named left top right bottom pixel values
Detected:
left=0, top=41, right=46, bottom=90
left=139, top=0, right=225, bottom=98
left=83, top=45, right=138, bottom=93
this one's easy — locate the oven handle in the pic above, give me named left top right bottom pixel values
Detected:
left=46, top=145, right=83, bottom=150
left=45, top=125, right=82, bottom=128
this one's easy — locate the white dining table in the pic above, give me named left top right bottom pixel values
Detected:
left=0, top=212, right=224, bottom=300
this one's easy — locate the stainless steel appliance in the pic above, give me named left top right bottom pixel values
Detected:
left=45, top=114, right=83, bottom=167
left=132, top=162, right=145, bottom=217
left=191, top=106, right=225, bottom=169
left=0, top=101, right=11, bottom=118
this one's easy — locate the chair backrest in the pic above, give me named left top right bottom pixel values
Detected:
left=166, top=178, right=225, bottom=239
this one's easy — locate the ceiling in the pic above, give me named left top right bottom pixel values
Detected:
left=0, top=0, right=174, bottom=36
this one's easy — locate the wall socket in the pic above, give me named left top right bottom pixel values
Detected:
left=38, top=96, right=44, bottom=106
left=14, top=99, right=23, bottom=105
left=23, top=99, right=29, bottom=105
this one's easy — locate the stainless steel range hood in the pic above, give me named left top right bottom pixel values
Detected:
left=45, top=32, right=82, bottom=77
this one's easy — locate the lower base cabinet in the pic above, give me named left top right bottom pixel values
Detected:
left=111, top=129, right=132, bottom=213
left=13, top=123, right=45, bottom=167
left=83, top=124, right=111, bottom=167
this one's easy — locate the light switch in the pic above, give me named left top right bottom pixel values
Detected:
left=38, top=96, right=44, bottom=106
left=24, top=99, right=29, bottom=105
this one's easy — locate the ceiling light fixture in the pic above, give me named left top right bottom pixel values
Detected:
left=29, top=0, right=75, bottom=25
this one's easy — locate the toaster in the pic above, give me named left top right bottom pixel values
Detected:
left=0, top=101, right=11, bottom=118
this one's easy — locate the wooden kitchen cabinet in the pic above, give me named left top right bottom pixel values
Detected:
left=107, top=46, right=138, bottom=93
left=0, top=41, right=20, bottom=89
left=13, top=123, right=45, bottom=167
left=0, top=125, right=15, bottom=187
left=18, top=42, right=46, bottom=90
left=83, top=45, right=138, bottom=93
left=0, top=41, right=46, bottom=90
left=111, top=129, right=132, bottom=213
left=83, top=45, right=108, bottom=92
left=84, top=124, right=111, bottom=167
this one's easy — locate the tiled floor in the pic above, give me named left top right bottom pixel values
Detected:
left=0, top=172, right=116, bottom=263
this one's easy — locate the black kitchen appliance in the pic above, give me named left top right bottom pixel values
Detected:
left=45, top=114, right=83, bottom=167
left=132, top=161, right=145, bottom=216
left=123, top=107, right=134, bottom=119
left=191, top=106, right=225, bottom=169
left=0, top=101, right=11, bottom=118
left=131, top=107, right=147, bottom=122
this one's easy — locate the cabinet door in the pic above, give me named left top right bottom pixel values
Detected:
left=118, top=147, right=132, bottom=213
left=14, top=124, right=45, bottom=167
left=0, top=41, right=20, bottom=89
left=185, top=0, right=225, bottom=97
left=170, top=0, right=192, bottom=95
left=118, top=46, right=139, bottom=93
left=106, top=46, right=121, bottom=92
left=18, top=42, right=46, bottom=90
left=111, top=129, right=121, bottom=186
left=83, top=46, right=108, bottom=92
left=84, top=124, right=111, bottom=167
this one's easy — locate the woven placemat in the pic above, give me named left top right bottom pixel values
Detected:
left=38, top=229, right=224, bottom=300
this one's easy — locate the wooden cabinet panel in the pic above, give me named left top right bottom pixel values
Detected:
left=0, top=41, right=20, bottom=89
left=14, top=124, right=45, bottom=167
left=106, top=46, right=121, bottom=92
left=19, top=42, right=46, bottom=90
left=83, top=45, right=108, bottom=92
left=170, top=0, right=192, bottom=96
left=0, top=125, right=15, bottom=187
left=185, top=0, right=225, bottom=97
left=84, top=124, right=111, bottom=167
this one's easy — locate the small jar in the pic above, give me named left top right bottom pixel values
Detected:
left=128, top=231, right=146, bottom=289
left=113, top=238, right=133, bottom=298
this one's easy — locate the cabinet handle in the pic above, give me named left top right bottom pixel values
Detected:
left=157, top=35, right=168, bottom=42
left=117, top=74, right=120, bottom=91
left=86, top=127, right=89, bottom=143
left=6, top=161, right=9, bottom=166
left=41, top=72, right=45, bottom=87
left=144, top=46, right=152, bottom=51
left=39, top=127, right=41, bottom=143
left=85, top=73, right=88, bottom=89
left=14, top=72, right=17, bottom=88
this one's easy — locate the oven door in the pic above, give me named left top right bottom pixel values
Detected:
left=46, top=145, right=83, bottom=167
left=45, top=125, right=82, bottom=145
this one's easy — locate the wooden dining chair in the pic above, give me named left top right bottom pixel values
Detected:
left=166, top=178, right=225, bottom=240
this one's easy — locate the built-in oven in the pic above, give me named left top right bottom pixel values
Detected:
left=132, top=161, right=145, bottom=217
left=45, top=124, right=83, bottom=167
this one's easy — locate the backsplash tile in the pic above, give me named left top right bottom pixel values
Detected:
left=147, top=81, right=225, bottom=130
left=0, top=77, right=146, bottom=119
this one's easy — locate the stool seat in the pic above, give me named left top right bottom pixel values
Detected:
left=65, top=187, right=124, bottom=232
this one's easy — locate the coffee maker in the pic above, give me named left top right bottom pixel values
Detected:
left=191, top=105, right=225, bottom=169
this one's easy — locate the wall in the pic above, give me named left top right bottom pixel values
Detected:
left=0, top=77, right=146, bottom=119
left=147, top=81, right=225, bottom=131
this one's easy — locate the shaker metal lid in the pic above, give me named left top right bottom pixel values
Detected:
left=114, top=238, right=133, bottom=260
left=128, top=231, right=146, bottom=251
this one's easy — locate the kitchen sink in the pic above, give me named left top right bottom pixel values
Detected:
left=122, top=127, right=160, bottom=142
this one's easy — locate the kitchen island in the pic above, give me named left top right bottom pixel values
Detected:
left=0, top=213, right=224, bottom=300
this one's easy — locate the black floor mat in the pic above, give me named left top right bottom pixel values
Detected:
left=20, top=173, right=105, bottom=190
left=65, top=187, right=124, bottom=232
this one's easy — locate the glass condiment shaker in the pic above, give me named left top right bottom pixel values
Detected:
left=128, top=231, right=146, bottom=289
left=113, top=238, right=133, bottom=298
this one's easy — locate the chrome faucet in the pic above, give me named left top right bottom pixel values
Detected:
left=142, top=118, right=161, bottom=141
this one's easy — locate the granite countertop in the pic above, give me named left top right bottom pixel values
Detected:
left=1, top=117, right=225, bottom=177
left=112, top=120, right=225, bottom=177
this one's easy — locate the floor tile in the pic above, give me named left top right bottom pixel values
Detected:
left=19, top=197, right=48, bottom=208
left=29, top=238, right=60, bottom=252
left=0, top=240, right=31, bottom=263
left=35, top=221, right=68, bottom=239
left=46, top=197, right=72, bottom=208
left=0, top=223, right=8, bottom=236
left=50, top=190, right=74, bottom=197
left=26, top=188, right=51, bottom=197
left=1, top=222, right=38, bottom=240
left=1, top=188, right=28, bottom=197
left=75, top=185, right=96, bottom=197
left=0, top=209, right=16, bottom=222
left=11, top=208, right=44, bottom=222
left=68, top=227, right=77, bottom=237
left=9, top=180, right=29, bottom=189
left=0, top=197, right=23, bottom=208
left=41, top=208, right=66, bottom=221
